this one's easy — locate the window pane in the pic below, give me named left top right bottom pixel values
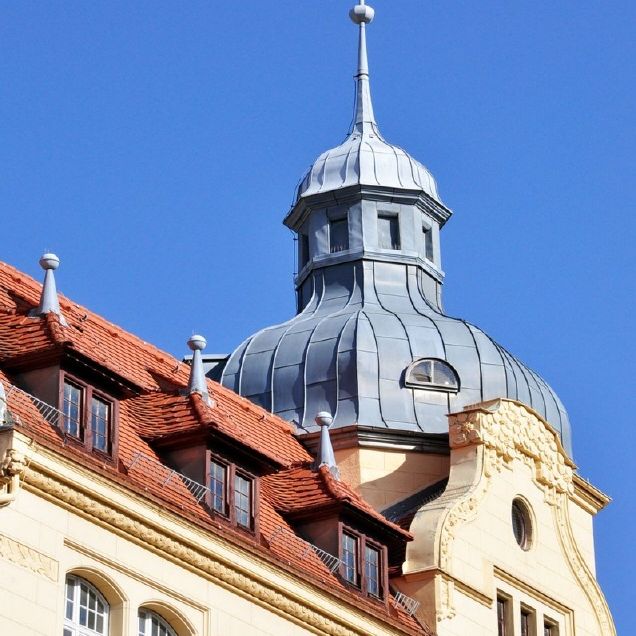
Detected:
left=299, top=233, right=309, bottom=268
left=138, top=609, right=177, bottom=636
left=364, top=545, right=380, bottom=596
left=378, top=215, right=400, bottom=250
left=411, top=360, right=432, bottom=384
left=341, top=533, right=358, bottom=585
left=497, top=598, right=507, bottom=636
left=234, top=474, right=252, bottom=528
left=431, top=360, right=458, bottom=388
left=329, top=218, right=349, bottom=253
left=65, top=576, right=108, bottom=635
left=91, top=396, right=110, bottom=453
left=521, top=611, right=530, bottom=636
left=210, top=461, right=227, bottom=514
left=423, top=226, right=434, bottom=261
left=63, top=381, right=82, bottom=439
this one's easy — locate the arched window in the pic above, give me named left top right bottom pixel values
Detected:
left=405, top=358, right=459, bottom=392
left=138, top=609, right=178, bottom=636
left=64, top=574, right=109, bottom=635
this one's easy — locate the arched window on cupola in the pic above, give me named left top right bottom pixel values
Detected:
left=405, top=358, right=459, bottom=392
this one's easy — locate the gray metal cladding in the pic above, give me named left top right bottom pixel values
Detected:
left=221, top=259, right=573, bottom=456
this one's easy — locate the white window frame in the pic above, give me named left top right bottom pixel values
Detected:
left=64, top=574, right=109, bottom=636
left=138, top=608, right=178, bottom=636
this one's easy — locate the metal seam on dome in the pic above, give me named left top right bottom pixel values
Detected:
left=358, top=310, right=385, bottom=426
left=333, top=312, right=359, bottom=425
left=459, top=319, right=485, bottom=403
left=475, top=325, right=511, bottom=400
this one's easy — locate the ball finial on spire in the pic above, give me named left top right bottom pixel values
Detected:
left=350, top=3, right=374, bottom=25
left=39, top=253, right=60, bottom=271
left=187, top=334, right=207, bottom=351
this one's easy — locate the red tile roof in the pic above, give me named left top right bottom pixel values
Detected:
left=0, top=260, right=428, bottom=634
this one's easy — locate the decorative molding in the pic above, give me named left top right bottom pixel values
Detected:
left=553, top=494, right=616, bottom=635
left=449, top=399, right=574, bottom=503
left=0, top=441, right=30, bottom=506
left=0, top=532, right=58, bottom=582
left=22, top=459, right=416, bottom=636
left=572, top=474, right=611, bottom=514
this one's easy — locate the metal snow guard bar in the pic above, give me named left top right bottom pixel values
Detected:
left=3, top=382, right=65, bottom=430
left=126, top=451, right=211, bottom=503
left=392, top=590, right=420, bottom=616
left=268, top=525, right=343, bottom=573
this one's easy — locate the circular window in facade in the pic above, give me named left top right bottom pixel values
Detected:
left=511, top=498, right=532, bottom=550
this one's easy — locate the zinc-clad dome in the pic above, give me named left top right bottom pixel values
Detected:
left=296, top=128, right=441, bottom=203
left=221, top=261, right=572, bottom=457
left=221, top=3, right=573, bottom=458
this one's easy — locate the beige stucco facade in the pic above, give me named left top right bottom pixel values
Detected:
left=336, top=399, right=615, bottom=635
left=0, top=428, right=416, bottom=636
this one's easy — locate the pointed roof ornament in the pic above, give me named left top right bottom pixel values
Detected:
left=315, top=411, right=340, bottom=480
left=187, top=334, right=211, bottom=405
left=349, top=2, right=377, bottom=134
left=31, top=253, right=68, bottom=326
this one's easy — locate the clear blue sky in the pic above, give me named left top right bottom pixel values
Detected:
left=2, top=1, right=633, bottom=630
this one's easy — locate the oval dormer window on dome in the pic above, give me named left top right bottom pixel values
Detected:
left=405, top=358, right=459, bottom=392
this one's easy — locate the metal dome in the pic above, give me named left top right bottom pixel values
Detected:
left=221, top=261, right=572, bottom=457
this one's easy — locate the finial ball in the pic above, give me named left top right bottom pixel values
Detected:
left=350, top=4, right=374, bottom=25
left=39, top=253, right=60, bottom=271
left=187, top=334, right=207, bottom=351
left=315, top=411, right=334, bottom=428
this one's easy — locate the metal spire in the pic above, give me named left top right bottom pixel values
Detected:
left=315, top=411, right=340, bottom=480
left=349, top=2, right=376, bottom=134
left=187, top=334, right=211, bottom=406
left=31, top=253, right=68, bottom=326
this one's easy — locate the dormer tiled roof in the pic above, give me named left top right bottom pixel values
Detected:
left=0, top=259, right=428, bottom=635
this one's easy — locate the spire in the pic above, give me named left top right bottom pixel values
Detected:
left=31, top=253, right=68, bottom=326
left=187, top=334, right=211, bottom=406
left=349, top=2, right=377, bottom=134
left=315, top=411, right=340, bottom=480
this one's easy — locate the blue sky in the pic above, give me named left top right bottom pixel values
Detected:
left=1, top=1, right=634, bottom=630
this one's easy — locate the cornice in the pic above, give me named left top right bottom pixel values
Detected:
left=572, top=474, right=611, bottom=514
left=16, top=434, right=421, bottom=636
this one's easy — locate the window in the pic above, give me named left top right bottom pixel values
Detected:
left=61, top=377, right=114, bottom=455
left=497, top=596, right=509, bottom=636
left=422, top=225, right=434, bottom=261
left=299, top=233, right=309, bottom=269
left=207, top=455, right=256, bottom=530
left=138, top=609, right=177, bottom=636
left=520, top=607, right=535, bottom=636
left=339, top=526, right=385, bottom=599
left=210, top=459, right=227, bottom=514
left=512, top=498, right=533, bottom=550
left=378, top=214, right=400, bottom=250
left=64, top=575, right=109, bottom=636
left=342, top=532, right=358, bottom=585
left=544, top=618, right=559, bottom=636
left=329, top=218, right=349, bottom=253
left=404, top=358, right=459, bottom=392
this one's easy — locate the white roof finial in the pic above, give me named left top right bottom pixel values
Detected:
left=315, top=411, right=340, bottom=480
left=187, top=334, right=211, bottom=405
left=31, top=253, right=68, bottom=326
left=349, top=2, right=376, bottom=134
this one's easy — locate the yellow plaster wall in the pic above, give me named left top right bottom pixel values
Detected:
left=335, top=446, right=449, bottom=510
left=0, top=489, right=316, bottom=636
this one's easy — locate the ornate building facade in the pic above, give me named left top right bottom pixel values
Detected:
left=0, top=3, right=615, bottom=636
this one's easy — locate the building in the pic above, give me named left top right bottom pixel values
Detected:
left=0, top=3, right=615, bottom=636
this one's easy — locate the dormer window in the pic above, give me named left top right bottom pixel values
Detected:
left=207, top=453, right=257, bottom=531
left=378, top=214, right=400, bottom=250
left=339, top=524, right=386, bottom=599
left=405, top=358, right=459, bottom=392
left=329, top=218, right=349, bottom=253
left=61, top=374, right=115, bottom=456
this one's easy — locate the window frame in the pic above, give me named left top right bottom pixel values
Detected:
left=496, top=593, right=512, bottom=636
left=138, top=607, right=178, bottom=636
left=206, top=451, right=259, bottom=533
left=338, top=523, right=388, bottom=601
left=59, top=372, right=117, bottom=459
left=404, top=358, right=460, bottom=393
left=329, top=216, right=349, bottom=254
left=520, top=604, right=536, bottom=636
left=422, top=223, right=434, bottom=261
left=377, top=213, right=401, bottom=250
left=543, top=617, right=559, bottom=636
left=64, top=574, right=109, bottom=636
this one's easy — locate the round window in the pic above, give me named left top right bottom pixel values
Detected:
left=511, top=498, right=532, bottom=550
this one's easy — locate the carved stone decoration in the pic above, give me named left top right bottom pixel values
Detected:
left=0, top=533, right=59, bottom=582
left=0, top=447, right=29, bottom=507
left=449, top=399, right=575, bottom=502
left=553, top=495, right=616, bottom=635
left=21, top=466, right=406, bottom=636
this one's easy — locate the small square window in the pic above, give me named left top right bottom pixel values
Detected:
left=378, top=215, right=400, bottom=250
left=330, top=218, right=349, bottom=253
left=422, top=225, right=434, bottom=261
